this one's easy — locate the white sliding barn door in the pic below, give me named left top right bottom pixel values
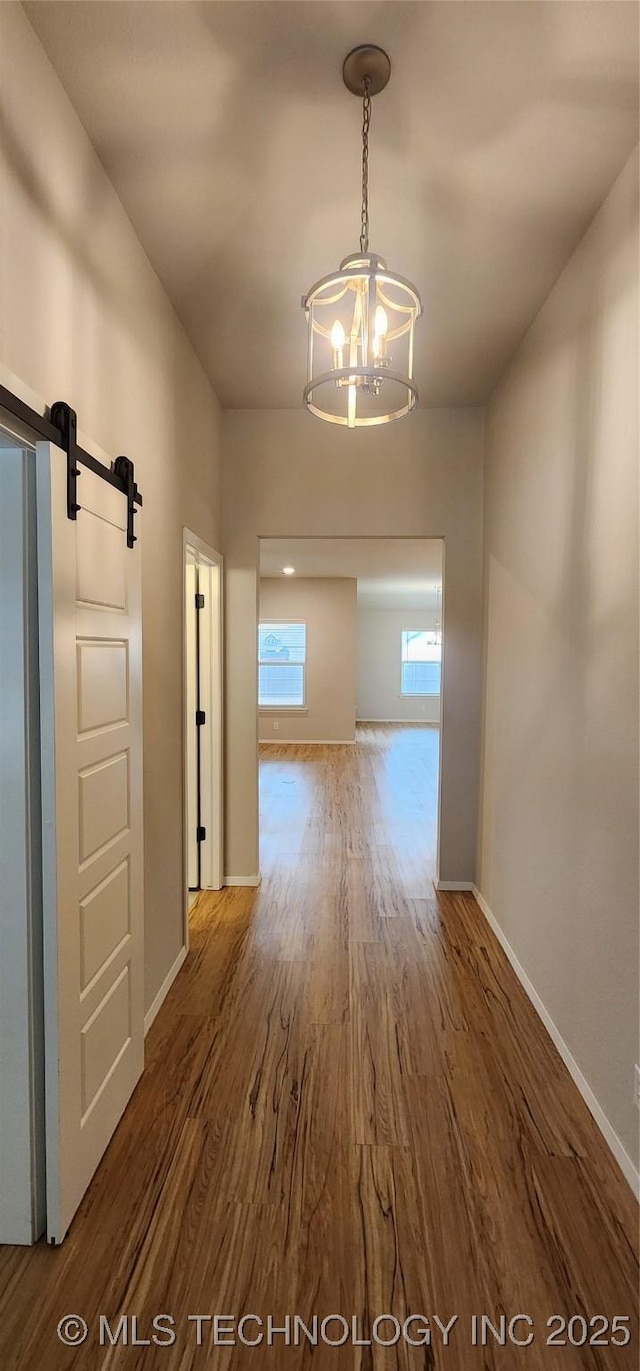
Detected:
left=37, top=442, right=144, bottom=1244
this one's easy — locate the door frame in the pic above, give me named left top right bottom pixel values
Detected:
left=0, top=434, right=46, bottom=1245
left=182, top=530, right=224, bottom=949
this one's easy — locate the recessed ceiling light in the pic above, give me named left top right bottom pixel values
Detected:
left=282, top=566, right=295, bottom=575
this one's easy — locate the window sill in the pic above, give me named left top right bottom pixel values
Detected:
left=399, top=694, right=440, bottom=700
left=259, top=706, right=308, bottom=715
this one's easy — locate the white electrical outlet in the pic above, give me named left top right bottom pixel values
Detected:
left=634, top=1064, right=640, bottom=1110
left=273, top=721, right=279, bottom=731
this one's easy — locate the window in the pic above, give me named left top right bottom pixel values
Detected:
left=258, top=621, right=307, bottom=707
left=401, top=630, right=441, bottom=696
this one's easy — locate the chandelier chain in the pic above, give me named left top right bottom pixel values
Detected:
left=360, top=76, right=371, bottom=254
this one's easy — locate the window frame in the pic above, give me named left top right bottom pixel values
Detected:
left=258, top=617, right=308, bottom=711
left=399, top=628, right=442, bottom=699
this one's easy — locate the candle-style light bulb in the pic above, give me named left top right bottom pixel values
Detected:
left=331, top=319, right=345, bottom=372
left=373, top=305, right=388, bottom=360
left=375, top=306, right=388, bottom=337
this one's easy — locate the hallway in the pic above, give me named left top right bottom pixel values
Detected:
left=0, top=725, right=637, bottom=1369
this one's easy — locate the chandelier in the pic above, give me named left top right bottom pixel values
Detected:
left=302, top=45, right=422, bottom=428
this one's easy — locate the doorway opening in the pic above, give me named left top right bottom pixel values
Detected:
left=183, top=531, right=223, bottom=943
left=257, top=536, right=444, bottom=887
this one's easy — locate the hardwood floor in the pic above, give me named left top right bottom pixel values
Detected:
left=0, top=723, right=637, bottom=1369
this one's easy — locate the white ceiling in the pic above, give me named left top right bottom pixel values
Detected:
left=260, top=536, right=442, bottom=609
left=25, top=1, right=639, bottom=409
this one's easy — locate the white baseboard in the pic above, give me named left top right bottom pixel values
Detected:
left=259, top=739, right=356, bottom=746
left=357, top=718, right=439, bottom=727
left=472, top=885, right=639, bottom=1199
left=436, top=880, right=474, bottom=891
left=223, top=874, right=262, bottom=887
left=144, top=945, right=187, bottom=1036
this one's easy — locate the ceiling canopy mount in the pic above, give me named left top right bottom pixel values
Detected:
left=342, top=44, right=391, bottom=98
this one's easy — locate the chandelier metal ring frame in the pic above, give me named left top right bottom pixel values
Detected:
left=302, top=45, right=422, bottom=428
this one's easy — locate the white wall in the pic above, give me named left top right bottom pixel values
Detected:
left=222, top=407, right=484, bottom=885
left=0, top=4, right=223, bottom=1011
left=259, top=578, right=357, bottom=743
left=478, top=151, right=639, bottom=1178
left=357, top=607, right=441, bottom=725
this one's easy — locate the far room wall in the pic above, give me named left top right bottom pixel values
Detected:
left=259, top=577, right=357, bottom=743
left=357, top=606, right=441, bottom=725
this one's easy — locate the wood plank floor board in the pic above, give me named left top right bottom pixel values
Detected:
left=305, top=875, right=351, bottom=1026
left=349, top=942, right=412, bottom=1148
left=0, top=724, right=636, bottom=1370
left=400, top=1072, right=495, bottom=1371
left=437, top=1034, right=590, bottom=1371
